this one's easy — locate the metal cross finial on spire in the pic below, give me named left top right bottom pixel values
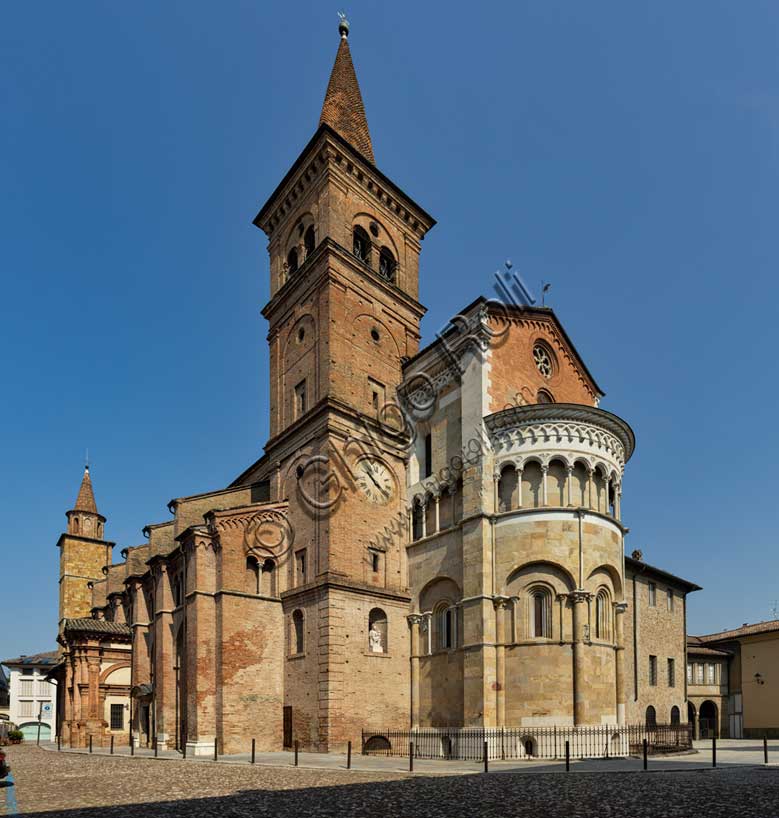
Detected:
left=338, top=11, right=350, bottom=38
left=85, top=448, right=89, bottom=471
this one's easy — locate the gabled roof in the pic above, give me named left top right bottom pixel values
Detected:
left=320, top=28, right=374, bottom=164
left=687, top=637, right=732, bottom=657
left=2, top=650, right=59, bottom=668
left=62, top=618, right=131, bottom=638
left=625, top=556, right=702, bottom=593
left=73, top=466, right=98, bottom=514
left=403, top=298, right=605, bottom=398
left=695, top=619, right=779, bottom=643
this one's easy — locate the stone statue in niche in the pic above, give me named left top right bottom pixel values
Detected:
left=369, top=624, right=384, bottom=653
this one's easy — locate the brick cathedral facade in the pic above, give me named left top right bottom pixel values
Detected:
left=54, top=22, right=699, bottom=753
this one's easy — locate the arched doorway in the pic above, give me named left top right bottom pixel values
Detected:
left=699, top=700, right=718, bottom=739
left=19, top=722, right=51, bottom=742
left=670, top=705, right=680, bottom=725
left=645, top=705, right=657, bottom=728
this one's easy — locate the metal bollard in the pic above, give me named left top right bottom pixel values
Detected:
left=110, top=735, right=114, bottom=755
left=251, top=738, right=256, bottom=765
left=347, top=740, right=352, bottom=769
left=642, top=738, right=648, bottom=771
left=57, top=735, right=61, bottom=752
left=130, top=737, right=135, bottom=757
left=565, top=740, right=570, bottom=772
left=182, top=741, right=187, bottom=760
left=409, top=741, right=414, bottom=772
left=712, top=736, right=716, bottom=768
left=483, top=741, right=489, bottom=774
left=294, top=740, right=299, bottom=767
left=154, top=738, right=158, bottom=758
left=89, top=735, right=93, bottom=754
left=765, top=736, right=769, bottom=765
left=214, top=737, right=218, bottom=762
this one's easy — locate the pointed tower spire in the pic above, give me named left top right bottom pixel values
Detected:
left=74, top=465, right=98, bottom=514
left=319, top=14, right=375, bottom=164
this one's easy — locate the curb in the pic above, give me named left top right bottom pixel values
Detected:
left=36, top=745, right=775, bottom=778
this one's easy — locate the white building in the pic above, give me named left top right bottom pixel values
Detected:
left=2, top=651, right=59, bottom=741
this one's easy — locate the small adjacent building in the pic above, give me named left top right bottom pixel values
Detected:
left=688, top=619, right=779, bottom=739
left=2, top=651, right=59, bottom=741
left=624, top=555, right=701, bottom=728
left=0, top=668, right=10, bottom=721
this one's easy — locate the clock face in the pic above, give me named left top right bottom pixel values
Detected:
left=355, top=459, right=394, bottom=504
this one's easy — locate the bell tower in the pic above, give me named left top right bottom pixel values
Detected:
left=248, top=18, right=435, bottom=749
left=57, top=466, right=113, bottom=632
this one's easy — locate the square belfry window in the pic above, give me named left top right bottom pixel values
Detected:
left=295, top=549, right=307, bottom=585
left=648, top=582, right=657, bottom=607
left=110, top=703, right=124, bottom=730
left=294, top=380, right=307, bottom=418
left=368, top=377, right=385, bottom=414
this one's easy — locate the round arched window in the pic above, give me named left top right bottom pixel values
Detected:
left=532, top=344, right=554, bottom=379
left=536, top=389, right=554, bottom=404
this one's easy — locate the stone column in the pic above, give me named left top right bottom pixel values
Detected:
left=493, top=597, right=510, bottom=727
left=434, top=494, right=440, bottom=533
left=587, top=468, right=595, bottom=510
left=614, top=602, right=628, bottom=724
left=517, top=467, right=524, bottom=508
left=566, top=465, right=574, bottom=507
left=493, top=472, right=500, bottom=513
left=615, top=483, right=622, bottom=521
left=571, top=591, right=591, bottom=726
left=408, top=615, right=423, bottom=729
left=421, top=499, right=427, bottom=539
left=541, top=465, right=549, bottom=507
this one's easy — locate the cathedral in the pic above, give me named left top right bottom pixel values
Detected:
left=53, top=20, right=698, bottom=754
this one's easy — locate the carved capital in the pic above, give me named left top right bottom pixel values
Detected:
left=407, top=614, right=424, bottom=627
left=569, top=589, right=592, bottom=604
left=614, top=601, right=628, bottom=615
left=492, top=595, right=511, bottom=610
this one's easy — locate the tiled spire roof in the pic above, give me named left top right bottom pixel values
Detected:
left=319, top=22, right=375, bottom=164
left=74, top=466, right=98, bottom=514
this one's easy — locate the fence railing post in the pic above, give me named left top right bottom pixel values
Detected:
left=483, top=740, right=488, bottom=773
left=347, top=740, right=352, bottom=769
left=765, top=736, right=769, bottom=765
left=251, top=738, right=256, bottom=764
left=409, top=741, right=414, bottom=772
left=712, top=736, right=716, bottom=768
left=565, top=740, right=570, bottom=771
left=642, top=738, right=647, bottom=770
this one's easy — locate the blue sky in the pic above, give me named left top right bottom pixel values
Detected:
left=2, top=1, right=778, bottom=658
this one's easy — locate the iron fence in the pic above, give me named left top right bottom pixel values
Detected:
left=361, top=723, right=692, bottom=761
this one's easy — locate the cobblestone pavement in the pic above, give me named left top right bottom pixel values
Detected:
left=4, top=745, right=779, bottom=817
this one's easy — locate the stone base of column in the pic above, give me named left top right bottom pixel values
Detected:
left=186, top=738, right=216, bottom=756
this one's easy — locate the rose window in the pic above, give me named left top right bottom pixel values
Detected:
left=533, top=344, right=553, bottom=379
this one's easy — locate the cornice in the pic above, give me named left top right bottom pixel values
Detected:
left=486, top=403, right=635, bottom=462
left=254, top=124, right=435, bottom=239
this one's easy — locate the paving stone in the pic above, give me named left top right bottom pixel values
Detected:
left=5, top=745, right=779, bottom=818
